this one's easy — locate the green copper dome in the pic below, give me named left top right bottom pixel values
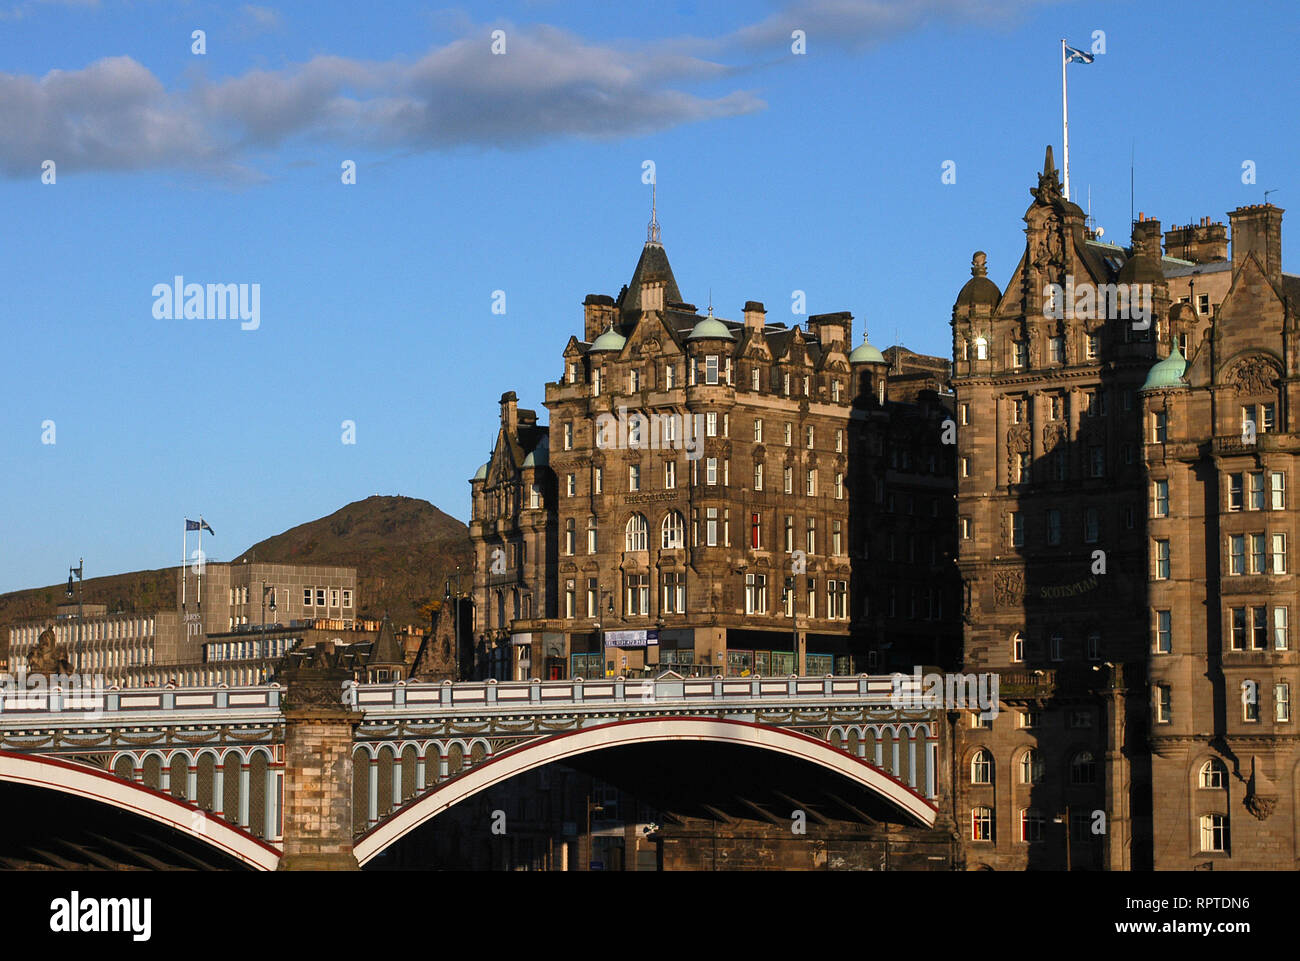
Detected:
left=472, top=462, right=488, bottom=481
left=687, top=314, right=735, bottom=341
left=849, top=333, right=886, bottom=365
left=589, top=326, right=627, bottom=353
left=1141, top=343, right=1187, bottom=392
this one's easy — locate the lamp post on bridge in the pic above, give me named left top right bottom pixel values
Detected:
left=444, top=566, right=465, bottom=681
left=67, top=559, right=83, bottom=671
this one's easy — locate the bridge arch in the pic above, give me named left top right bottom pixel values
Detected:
left=0, top=750, right=280, bottom=870
left=354, top=716, right=938, bottom=866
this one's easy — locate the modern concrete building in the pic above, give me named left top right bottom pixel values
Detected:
left=8, top=561, right=363, bottom=688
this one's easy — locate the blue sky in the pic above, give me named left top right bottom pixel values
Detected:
left=1, top=0, right=1296, bottom=592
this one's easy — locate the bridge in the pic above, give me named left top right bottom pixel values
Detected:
left=0, top=668, right=948, bottom=870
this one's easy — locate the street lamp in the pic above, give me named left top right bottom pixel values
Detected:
left=68, top=559, right=83, bottom=671
left=261, top=581, right=277, bottom=631
left=444, top=566, right=464, bottom=681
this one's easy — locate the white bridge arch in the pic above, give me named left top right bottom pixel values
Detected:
left=0, top=750, right=281, bottom=871
left=354, top=716, right=938, bottom=865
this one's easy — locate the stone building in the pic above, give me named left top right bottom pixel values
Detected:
left=951, top=147, right=1299, bottom=870
left=469, top=209, right=959, bottom=682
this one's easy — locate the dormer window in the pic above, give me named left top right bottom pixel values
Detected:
left=665, top=363, right=676, bottom=388
left=629, top=369, right=641, bottom=392
left=783, top=372, right=791, bottom=396
left=751, top=368, right=760, bottom=391
left=568, top=362, right=578, bottom=384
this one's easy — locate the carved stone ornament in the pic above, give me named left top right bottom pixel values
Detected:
left=993, top=570, right=1024, bottom=608
left=1230, top=356, right=1280, bottom=396
left=1245, top=793, right=1276, bottom=821
left=1042, top=422, right=1067, bottom=452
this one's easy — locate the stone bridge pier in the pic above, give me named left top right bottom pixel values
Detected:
left=278, top=651, right=363, bottom=870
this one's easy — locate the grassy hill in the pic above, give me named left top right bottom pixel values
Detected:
left=0, top=495, right=473, bottom=653
left=234, top=495, right=473, bottom=627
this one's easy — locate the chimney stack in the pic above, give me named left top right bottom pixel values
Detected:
left=1163, top=218, right=1228, bottom=264
left=583, top=295, right=616, bottom=342
left=1229, top=204, right=1284, bottom=286
left=499, top=391, right=518, bottom=434
left=743, top=300, right=766, bottom=332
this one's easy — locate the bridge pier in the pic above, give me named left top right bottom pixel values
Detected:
left=277, top=646, right=365, bottom=871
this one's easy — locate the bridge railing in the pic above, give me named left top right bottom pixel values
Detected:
left=0, top=673, right=928, bottom=721
left=355, top=674, right=923, bottom=711
left=0, top=683, right=283, bottom=718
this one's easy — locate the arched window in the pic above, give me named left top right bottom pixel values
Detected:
left=1011, top=632, right=1025, bottom=663
left=971, top=749, right=992, bottom=784
left=1070, top=751, right=1096, bottom=785
left=974, top=336, right=988, bottom=360
left=662, top=511, right=685, bottom=549
left=1199, top=758, right=1226, bottom=789
left=1020, top=749, right=1043, bottom=784
left=625, top=514, right=648, bottom=552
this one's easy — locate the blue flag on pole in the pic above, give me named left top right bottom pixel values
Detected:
left=185, top=518, right=215, bottom=535
left=1065, top=44, right=1094, bottom=64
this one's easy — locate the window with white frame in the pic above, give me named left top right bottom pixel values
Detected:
left=705, top=356, right=719, bottom=385
left=1154, top=539, right=1170, bottom=579
left=625, top=514, right=648, bottom=551
left=1199, top=759, right=1225, bottom=789
left=1199, top=814, right=1227, bottom=853
left=661, top=511, right=684, bottom=549
left=971, top=807, right=993, bottom=841
left=1019, top=749, right=1043, bottom=784
left=1155, top=684, right=1172, bottom=723
left=970, top=750, right=992, bottom=784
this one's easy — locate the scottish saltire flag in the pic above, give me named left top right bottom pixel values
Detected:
left=185, top=518, right=215, bottom=535
left=1065, top=45, right=1094, bottom=64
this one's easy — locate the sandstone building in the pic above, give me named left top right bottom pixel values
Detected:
left=952, top=147, right=1299, bottom=870
left=470, top=210, right=959, bottom=682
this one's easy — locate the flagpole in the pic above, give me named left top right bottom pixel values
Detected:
left=182, top=522, right=187, bottom=611
left=197, top=521, right=203, bottom=612
left=1061, top=38, right=1071, bottom=201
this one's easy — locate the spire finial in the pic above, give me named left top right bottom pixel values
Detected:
left=707, top=287, right=713, bottom=318
left=647, top=180, right=661, bottom=245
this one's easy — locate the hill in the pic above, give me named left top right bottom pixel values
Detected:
left=0, top=495, right=473, bottom=653
left=234, top=495, right=473, bottom=627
